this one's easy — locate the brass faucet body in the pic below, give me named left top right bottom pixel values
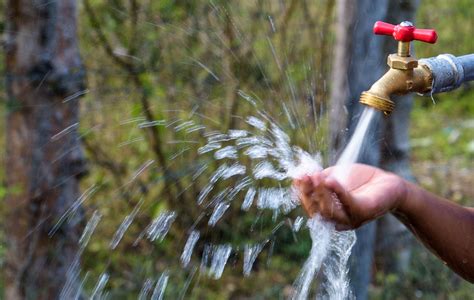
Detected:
left=360, top=41, right=433, bottom=115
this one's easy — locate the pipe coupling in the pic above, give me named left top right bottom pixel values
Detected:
left=419, top=54, right=465, bottom=94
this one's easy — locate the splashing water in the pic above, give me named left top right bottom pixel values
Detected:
left=110, top=198, right=144, bottom=250
left=91, top=273, right=109, bottom=299
left=314, top=107, right=377, bottom=300
left=290, top=108, right=376, bottom=300
left=208, top=202, right=231, bottom=226
left=318, top=230, right=356, bottom=300
left=151, top=271, right=169, bottom=300
left=243, top=241, right=267, bottom=277
left=208, top=244, right=233, bottom=279
left=79, top=210, right=102, bottom=250
left=181, top=230, right=200, bottom=267
left=292, top=216, right=333, bottom=300
left=145, top=211, right=177, bottom=242
left=293, top=216, right=305, bottom=232
left=138, top=278, right=154, bottom=300
left=57, top=105, right=375, bottom=298
left=194, top=111, right=362, bottom=298
left=172, top=109, right=375, bottom=299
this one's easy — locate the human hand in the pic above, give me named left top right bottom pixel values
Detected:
left=293, top=164, right=407, bottom=230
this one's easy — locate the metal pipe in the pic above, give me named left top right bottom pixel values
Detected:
left=419, top=53, right=474, bottom=94
left=458, top=54, right=474, bottom=81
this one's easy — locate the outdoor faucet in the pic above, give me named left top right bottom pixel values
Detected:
left=360, top=21, right=474, bottom=115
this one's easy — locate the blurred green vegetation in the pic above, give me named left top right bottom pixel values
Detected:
left=0, top=0, right=473, bottom=298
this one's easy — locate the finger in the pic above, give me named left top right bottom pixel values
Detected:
left=321, top=166, right=335, bottom=177
left=295, top=175, right=314, bottom=196
left=300, top=192, right=319, bottom=218
left=318, top=190, right=351, bottom=225
left=296, top=177, right=319, bottom=217
left=324, top=177, right=354, bottom=210
left=335, top=223, right=353, bottom=231
left=309, top=172, right=326, bottom=188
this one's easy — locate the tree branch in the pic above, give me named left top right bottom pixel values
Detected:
left=83, top=0, right=135, bottom=72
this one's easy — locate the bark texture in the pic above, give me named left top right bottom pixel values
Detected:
left=5, top=1, right=86, bottom=299
left=329, top=0, right=419, bottom=299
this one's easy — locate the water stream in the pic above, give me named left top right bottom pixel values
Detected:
left=291, top=107, right=376, bottom=300
left=333, top=107, right=377, bottom=184
left=194, top=105, right=376, bottom=299
left=56, top=102, right=376, bottom=298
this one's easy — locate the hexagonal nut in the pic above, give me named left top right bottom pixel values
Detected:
left=387, top=54, right=418, bottom=70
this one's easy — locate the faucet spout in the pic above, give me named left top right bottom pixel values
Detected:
left=360, top=65, right=432, bottom=115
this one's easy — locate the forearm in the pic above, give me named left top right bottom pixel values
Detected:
left=394, top=180, right=474, bottom=282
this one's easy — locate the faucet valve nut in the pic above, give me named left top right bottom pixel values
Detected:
left=387, top=54, right=418, bottom=70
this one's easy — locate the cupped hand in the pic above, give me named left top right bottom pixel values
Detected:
left=293, top=164, right=407, bottom=230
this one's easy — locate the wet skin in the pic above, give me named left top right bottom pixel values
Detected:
left=294, top=163, right=474, bottom=283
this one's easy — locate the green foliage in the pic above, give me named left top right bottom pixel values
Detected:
left=371, top=244, right=474, bottom=300
left=411, top=92, right=474, bottom=163
left=416, top=0, right=474, bottom=58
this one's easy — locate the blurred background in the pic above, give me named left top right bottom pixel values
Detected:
left=0, top=0, right=473, bottom=299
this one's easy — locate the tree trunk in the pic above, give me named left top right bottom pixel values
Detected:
left=375, top=0, right=420, bottom=275
left=5, top=1, right=87, bottom=299
left=329, top=0, right=419, bottom=299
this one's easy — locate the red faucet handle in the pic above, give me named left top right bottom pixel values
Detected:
left=373, top=21, right=437, bottom=44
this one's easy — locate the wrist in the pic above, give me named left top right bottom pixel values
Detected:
left=393, top=176, right=410, bottom=215
left=393, top=178, right=422, bottom=218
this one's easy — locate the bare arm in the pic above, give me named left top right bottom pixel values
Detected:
left=395, top=181, right=474, bottom=282
left=294, top=164, right=474, bottom=282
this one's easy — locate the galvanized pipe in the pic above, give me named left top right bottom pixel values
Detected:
left=458, top=54, right=474, bottom=81
left=419, top=53, right=474, bottom=94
